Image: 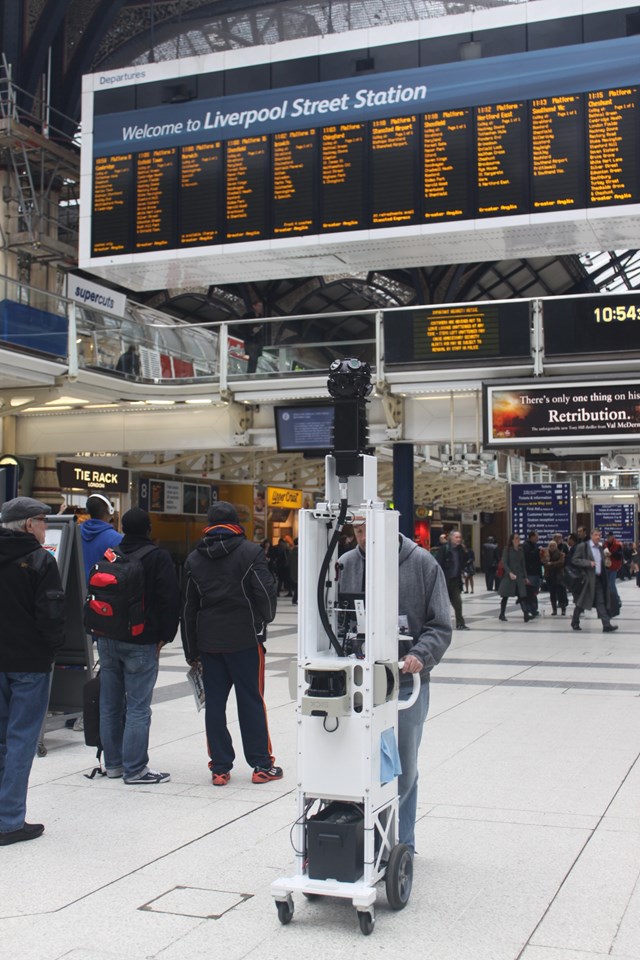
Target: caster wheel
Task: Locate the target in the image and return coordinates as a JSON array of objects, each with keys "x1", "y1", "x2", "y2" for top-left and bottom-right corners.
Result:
[
  {"x1": 37, "y1": 742, "x2": 47, "y2": 758},
  {"x1": 358, "y1": 910, "x2": 375, "y2": 935},
  {"x1": 385, "y1": 843, "x2": 413, "y2": 910},
  {"x1": 302, "y1": 892, "x2": 319, "y2": 901},
  {"x1": 276, "y1": 899, "x2": 294, "y2": 925}
]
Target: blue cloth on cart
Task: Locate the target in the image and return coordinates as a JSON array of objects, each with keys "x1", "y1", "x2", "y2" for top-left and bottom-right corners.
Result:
[{"x1": 380, "y1": 728, "x2": 402, "y2": 784}]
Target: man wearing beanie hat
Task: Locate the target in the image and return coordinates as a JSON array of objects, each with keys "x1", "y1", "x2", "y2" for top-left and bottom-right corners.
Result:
[
  {"x1": 95, "y1": 507, "x2": 180, "y2": 784},
  {"x1": 181, "y1": 501, "x2": 281, "y2": 786},
  {"x1": 0, "y1": 497, "x2": 66, "y2": 844}
]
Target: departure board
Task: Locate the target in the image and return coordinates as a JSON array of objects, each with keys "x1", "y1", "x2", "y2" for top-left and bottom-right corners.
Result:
[
  {"x1": 92, "y1": 154, "x2": 134, "y2": 254},
  {"x1": 384, "y1": 300, "x2": 531, "y2": 364},
  {"x1": 587, "y1": 87, "x2": 640, "y2": 206},
  {"x1": 371, "y1": 115, "x2": 419, "y2": 227},
  {"x1": 90, "y1": 67, "x2": 640, "y2": 258},
  {"x1": 225, "y1": 135, "x2": 269, "y2": 241},
  {"x1": 476, "y1": 102, "x2": 528, "y2": 216},
  {"x1": 423, "y1": 109, "x2": 473, "y2": 221},
  {"x1": 531, "y1": 95, "x2": 585, "y2": 210},
  {"x1": 272, "y1": 128, "x2": 317, "y2": 236},
  {"x1": 321, "y1": 123, "x2": 367, "y2": 231},
  {"x1": 135, "y1": 148, "x2": 177, "y2": 250},
  {"x1": 179, "y1": 142, "x2": 223, "y2": 246}
]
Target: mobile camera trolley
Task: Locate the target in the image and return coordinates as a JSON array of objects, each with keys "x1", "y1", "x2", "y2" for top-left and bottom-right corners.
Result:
[{"x1": 271, "y1": 360, "x2": 418, "y2": 935}]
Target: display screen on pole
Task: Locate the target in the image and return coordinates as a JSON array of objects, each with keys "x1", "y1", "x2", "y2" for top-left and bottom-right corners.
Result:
[{"x1": 593, "y1": 503, "x2": 635, "y2": 542}]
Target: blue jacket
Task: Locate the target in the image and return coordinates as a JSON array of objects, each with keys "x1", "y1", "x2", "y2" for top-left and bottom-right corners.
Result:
[{"x1": 80, "y1": 518, "x2": 123, "y2": 583}]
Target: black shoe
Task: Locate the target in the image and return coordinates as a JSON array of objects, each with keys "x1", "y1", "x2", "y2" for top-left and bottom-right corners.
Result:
[
  {"x1": 561, "y1": 608, "x2": 567, "y2": 616},
  {"x1": 603, "y1": 624, "x2": 619, "y2": 633},
  {"x1": 498, "y1": 614, "x2": 507, "y2": 622},
  {"x1": 0, "y1": 822, "x2": 44, "y2": 845},
  {"x1": 524, "y1": 614, "x2": 532, "y2": 623},
  {"x1": 551, "y1": 610, "x2": 557, "y2": 616},
  {"x1": 456, "y1": 624, "x2": 470, "y2": 630},
  {"x1": 571, "y1": 622, "x2": 582, "y2": 631}
]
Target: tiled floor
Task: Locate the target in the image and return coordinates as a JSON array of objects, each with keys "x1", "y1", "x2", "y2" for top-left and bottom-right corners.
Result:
[{"x1": 4, "y1": 579, "x2": 640, "y2": 959}]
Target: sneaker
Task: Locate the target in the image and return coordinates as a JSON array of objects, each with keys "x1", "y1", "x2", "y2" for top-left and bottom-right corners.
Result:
[
  {"x1": 252, "y1": 765, "x2": 283, "y2": 784},
  {"x1": 211, "y1": 771, "x2": 231, "y2": 786},
  {"x1": 124, "y1": 768, "x2": 170, "y2": 784}
]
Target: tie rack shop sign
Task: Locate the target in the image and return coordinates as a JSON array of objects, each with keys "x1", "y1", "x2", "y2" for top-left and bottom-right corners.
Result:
[
  {"x1": 484, "y1": 379, "x2": 640, "y2": 447},
  {"x1": 58, "y1": 460, "x2": 129, "y2": 493},
  {"x1": 267, "y1": 487, "x2": 303, "y2": 509}
]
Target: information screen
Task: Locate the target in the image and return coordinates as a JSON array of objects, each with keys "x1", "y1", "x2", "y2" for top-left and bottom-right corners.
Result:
[
  {"x1": 225, "y1": 135, "x2": 269, "y2": 241},
  {"x1": 423, "y1": 108, "x2": 473, "y2": 221},
  {"x1": 543, "y1": 294, "x2": 640, "y2": 356},
  {"x1": 179, "y1": 141, "x2": 223, "y2": 246},
  {"x1": 134, "y1": 148, "x2": 177, "y2": 250},
  {"x1": 587, "y1": 87, "x2": 640, "y2": 206},
  {"x1": 274, "y1": 404, "x2": 335, "y2": 452},
  {"x1": 321, "y1": 123, "x2": 367, "y2": 231},
  {"x1": 593, "y1": 503, "x2": 635, "y2": 542},
  {"x1": 476, "y1": 101, "x2": 529, "y2": 217},
  {"x1": 531, "y1": 95, "x2": 586, "y2": 211},
  {"x1": 371, "y1": 115, "x2": 420, "y2": 227},
  {"x1": 510, "y1": 483, "x2": 572, "y2": 541},
  {"x1": 91, "y1": 153, "x2": 134, "y2": 254},
  {"x1": 272, "y1": 128, "x2": 317, "y2": 236},
  {"x1": 385, "y1": 300, "x2": 531, "y2": 364}
]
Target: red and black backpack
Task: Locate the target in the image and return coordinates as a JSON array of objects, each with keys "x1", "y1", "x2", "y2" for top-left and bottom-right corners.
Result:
[{"x1": 84, "y1": 544, "x2": 156, "y2": 642}]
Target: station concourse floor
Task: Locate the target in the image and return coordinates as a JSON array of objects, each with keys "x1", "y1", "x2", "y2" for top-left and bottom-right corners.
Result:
[{"x1": 4, "y1": 578, "x2": 640, "y2": 960}]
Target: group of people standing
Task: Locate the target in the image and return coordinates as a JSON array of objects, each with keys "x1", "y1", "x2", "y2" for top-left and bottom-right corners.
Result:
[{"x1": 495, "y1": 527, "x2": 622, "y2": 632}]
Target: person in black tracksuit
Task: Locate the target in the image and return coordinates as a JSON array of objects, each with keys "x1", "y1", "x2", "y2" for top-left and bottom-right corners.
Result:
[{"x1": 181, "y1": 501, "x2": 281, "y2": 786}]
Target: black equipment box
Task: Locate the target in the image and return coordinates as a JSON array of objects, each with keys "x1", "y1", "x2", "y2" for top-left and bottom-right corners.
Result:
[{"x1": 307, "y1": 802, "x2": 364, "y2": 882}]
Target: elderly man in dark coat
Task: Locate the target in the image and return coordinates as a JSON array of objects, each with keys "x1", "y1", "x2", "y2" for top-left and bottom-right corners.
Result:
[{"x1": 570, "y1": 529, "x2": 617, "y2": 632}]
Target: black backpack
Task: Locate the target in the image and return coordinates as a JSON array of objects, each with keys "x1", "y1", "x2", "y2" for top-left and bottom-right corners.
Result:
[{"x1": 84, "y1": 544, "x2": 156, "y2": 642}]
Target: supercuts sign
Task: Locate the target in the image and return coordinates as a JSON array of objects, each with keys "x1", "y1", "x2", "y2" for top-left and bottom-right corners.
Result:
[{"x1": 58, "y1": 460, "x2": 129, "y2": 492}]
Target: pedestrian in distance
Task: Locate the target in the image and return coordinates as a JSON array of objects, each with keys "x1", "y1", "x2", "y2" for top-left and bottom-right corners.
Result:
[
  {"x1": 436, "y1": 530, "x2": 469, "y2": 630},
  {"x1": 498, "y1": 533, "x2": 531, "y2": 622}
]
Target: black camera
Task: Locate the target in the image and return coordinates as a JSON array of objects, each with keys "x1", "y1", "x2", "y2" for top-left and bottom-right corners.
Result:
[{"x1": 327, "y1": 359, "x2": 372, "y2": 479}]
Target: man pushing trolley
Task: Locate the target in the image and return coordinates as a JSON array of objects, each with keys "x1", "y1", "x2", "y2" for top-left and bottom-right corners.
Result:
[{"x1": 271, "y1": 360, "x2": 451, "y2": 935}]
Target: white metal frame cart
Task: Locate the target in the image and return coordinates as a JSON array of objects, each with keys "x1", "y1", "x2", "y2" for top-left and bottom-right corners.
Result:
[{"x1": 271, "y1": 450, "x2": 418, "y2": 935}]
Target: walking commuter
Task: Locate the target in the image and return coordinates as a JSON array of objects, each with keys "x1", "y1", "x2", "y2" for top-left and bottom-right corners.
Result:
[
  {"x1": 603, "y1": 531, "x2": 623, "y2": 612},
  {"x1": 571, "y1": 529, "x2": 618, "y2": 633},
  {"x1": 463, "y1": 544, "x2": 475, "y2": 594},
  {"x1": 80, "y1": 493, "x2": 122, "y2": 584},
  {"x1": 0, "y1": 498, "x2": 65, "y2": 845},
  {"x1": 481, "y1": 536, "x2": 499, "y2": 591},
  {"x1": 96, "y1": 508, "x2": 180, "y2": 784},
  {"x1": 181, "y1": 501, "x2": 282, "y2": 786},
  {"x1": 498, "y1": 533, "x2": 531, "y2": 622},
  {"x1": 544, "y1": 540, "x2": 568, "y2": 615},
  {"x1": 289, "y1": 537, "x2": 299, "y2": 605},
  {"x1": 436, "y1": 530, "x2": 469, "y2": 630},
  {"x1": 522, "y1": 529, "x2": 542, "y2": 617},
  {"x1": 339, "y1": 521, "x2": 451, "y2": 854}
]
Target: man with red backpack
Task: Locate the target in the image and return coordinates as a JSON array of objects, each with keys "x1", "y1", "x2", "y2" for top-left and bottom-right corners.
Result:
[{"x1": 89, "y1": 507, "x2": 180, "y2": 784}]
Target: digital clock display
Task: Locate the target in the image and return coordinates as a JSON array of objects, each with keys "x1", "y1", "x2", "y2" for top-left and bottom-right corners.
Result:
[{"x1": 544, "y1": 294, "x2": 640, "y2": 356}]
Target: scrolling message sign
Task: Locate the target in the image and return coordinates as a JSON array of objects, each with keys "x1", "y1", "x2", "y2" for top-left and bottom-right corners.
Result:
[{"x1": 484, "y1": 379, "x2": 640, "y2": 447}]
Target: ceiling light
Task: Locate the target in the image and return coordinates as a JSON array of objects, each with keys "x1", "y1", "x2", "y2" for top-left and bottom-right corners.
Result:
[
  {"x1": 26, "y1": 405, "x2": 73, "y2": 412},
  {"x1": 10, "y1": 396, "x2": 34, "y2": 407},
  {"x1": 46, "y1": 396, "x2": 89, "y2": 406},
  {"x1": 184, "y1": 398, "x2": 213, "y2": 405},
  {"x1": 144, "y1": 399, "x2": 175, "y2": 405},
  {"x1": 84, "y1": 403, "x2": 120, "y2": 409}
]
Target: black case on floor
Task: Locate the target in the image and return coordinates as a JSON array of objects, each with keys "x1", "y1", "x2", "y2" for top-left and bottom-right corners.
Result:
[{"x1": 307, "y1": 802, "x2": 364, "y2": 882}]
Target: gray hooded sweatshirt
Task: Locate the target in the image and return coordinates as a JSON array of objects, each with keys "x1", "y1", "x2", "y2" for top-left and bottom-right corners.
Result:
[{"x1": 339, "y1": 533, "x2": 452, "y2": 687}]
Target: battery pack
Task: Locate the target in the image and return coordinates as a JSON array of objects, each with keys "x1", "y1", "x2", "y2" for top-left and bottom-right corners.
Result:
[{"x1": 306, "y1": 802, "x2": 364, "y2": 882}]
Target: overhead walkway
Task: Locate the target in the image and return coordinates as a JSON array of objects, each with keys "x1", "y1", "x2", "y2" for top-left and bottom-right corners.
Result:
[{"x1": 2, "y1": 578, "x2": 639, "y2": 960}]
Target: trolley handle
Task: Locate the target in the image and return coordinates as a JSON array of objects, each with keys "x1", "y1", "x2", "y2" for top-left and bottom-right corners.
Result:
[{"x1": 397, "y1": 662, "x2": 421, "y2": 710}]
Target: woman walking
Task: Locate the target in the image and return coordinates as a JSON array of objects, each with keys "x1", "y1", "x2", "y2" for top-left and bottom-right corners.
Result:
[{"x1": 498, "y1": 533, "x2": 531, "y2": 622}]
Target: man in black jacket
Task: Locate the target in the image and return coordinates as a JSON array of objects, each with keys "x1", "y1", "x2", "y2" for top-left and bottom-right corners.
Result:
[
  {"x1": 436, "y1": 530, "x2": 469, "y2": 630},
  {"x1": 0, "y1": 497, "x2": 65, "y2": 845},
  {"x1": 96, "y1": 508, "x2": 180, "y2": 785},
  {"x1": 181, "y1": 501, "x2": 280, "y2": 786},
  {"x1": 522, "y1": 529, "x2": 542, "y2": 617}
]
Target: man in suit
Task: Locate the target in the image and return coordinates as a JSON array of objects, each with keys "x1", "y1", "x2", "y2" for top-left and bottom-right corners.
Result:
[{"x1": 570, "y1": 529, "x2": 618, "y2": 633}]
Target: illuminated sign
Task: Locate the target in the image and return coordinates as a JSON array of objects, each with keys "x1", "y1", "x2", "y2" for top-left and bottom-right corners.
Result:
[
  {"x1": 593, "y1": 503, "x2": 635, "y2": 542},
  {"x1": 58, "y1": 460, "x2": 129, "y2": 492},
  {"x1": 544, "y1": 293, "x2": 640, "y2": 357},
  {"x1": 484, "y1": 379, "x2": 640, "y2": 447},
  {"x1": 510, "y1": 483, "x2": 571, "y2": 541},
  {"x1": 267, "y1": 487, "x2": 303, "y2": 509}
]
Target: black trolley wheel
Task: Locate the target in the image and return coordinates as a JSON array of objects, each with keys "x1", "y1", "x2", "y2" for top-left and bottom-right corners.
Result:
[
  {"x1": 276, "y1": 899, "x2": 294, "y2": 925},
  {"x1": 358, "y1": 910, "x2": 375, "y2": 935},
  {"x1": 385, "y1": 843, "x2": 413, "y2": 910}
]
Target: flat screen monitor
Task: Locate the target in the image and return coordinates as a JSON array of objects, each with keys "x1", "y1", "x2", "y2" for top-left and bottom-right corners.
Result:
[{"x1": 274, "y1": 403, "x2": 335, "y2": 453}]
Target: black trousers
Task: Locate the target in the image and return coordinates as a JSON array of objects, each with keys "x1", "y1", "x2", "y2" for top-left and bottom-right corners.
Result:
[
  {"x1": 201, "y1": 645, "x2": 274, "y2": 774},
  {"x1": 447, "y1": 578, "x2": 465, "y2": 626}
]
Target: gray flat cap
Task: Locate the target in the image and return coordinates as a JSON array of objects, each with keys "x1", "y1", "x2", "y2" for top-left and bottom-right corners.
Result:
[{"x1": 1, "y1": 497, "x2": 51, "y2": 523}]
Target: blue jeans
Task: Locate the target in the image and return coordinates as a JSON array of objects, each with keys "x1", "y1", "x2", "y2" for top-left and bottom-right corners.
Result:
[
  {"x1": 397, "y1": 681, "x2": 430, "y2": 854},
  {"x1": 606, "y1": 568, "x2": 620, "y2": 604},
  {"x1": 97, "y1": 639, "x2": 158, "y2": 779},
  {"x1": 0, "y1": 671, "x2": 51, "y2": 832}
]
